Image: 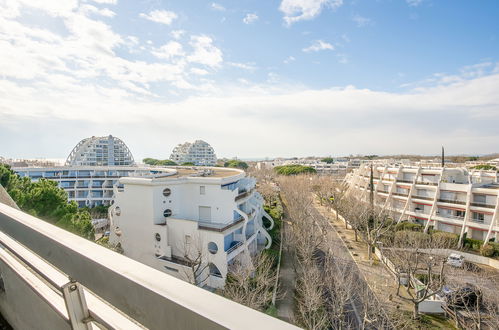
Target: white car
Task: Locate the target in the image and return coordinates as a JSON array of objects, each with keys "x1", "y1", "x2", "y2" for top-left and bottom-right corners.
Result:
[{"x1": 447, "y1": 253, "x2": 464, "y2": 267}]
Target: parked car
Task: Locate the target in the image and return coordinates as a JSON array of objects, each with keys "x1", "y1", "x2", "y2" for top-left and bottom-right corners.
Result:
[{"x1": 447, "y1": 253, "x2": 464, "y2": 267}]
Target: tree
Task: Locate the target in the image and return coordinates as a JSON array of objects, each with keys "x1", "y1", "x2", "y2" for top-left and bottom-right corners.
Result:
[
  {"x1": 181, "y1": 162, "x2": 195, "y2": 166},
  {"x1": 224, "y1": 160, "x2": 249, "y2": 169},
  {"x1": 142, "y1": 158, "x2": 177, "y2": 166},
  {"x1": 274, "y1": 165, "x2": 316, "y2": 176},
  {"x1": 223, "y1": 254, "x2": 276, "y2": 311},
  {"x1": 321, "y1": 157, "x2": 334, "y2": 164},
  {"x1": 384, "y1": 233, "x2": 450, "y2": 319},
  {"x1": 0, "y1": 164, "x2": 95, "y2": 240}
]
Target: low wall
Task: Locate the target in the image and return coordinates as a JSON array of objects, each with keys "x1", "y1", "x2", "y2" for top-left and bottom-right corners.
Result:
[{"x1": 420, "y1": 249, "x2": 499, "y2": 270}]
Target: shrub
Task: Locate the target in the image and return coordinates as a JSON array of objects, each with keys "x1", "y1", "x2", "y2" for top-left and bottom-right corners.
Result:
[
  {"x1": 431, "y1": 231, "x2": 459, "y2": 248},
  {"x1": 480, "y1": 243, "x2": 495, "y2": 258},
  {"x1": 394, "y1": 230, "x2": 430, "y2": 248},
  {"x1": 464, "y1": 238, "x2": 483, "y2": 251},
  {"x1": 394, "y1": 222, "x2": 423, "y2": 232},
  {"x1": 224, "y1": 160, "x2": 249, "y2": 169}
]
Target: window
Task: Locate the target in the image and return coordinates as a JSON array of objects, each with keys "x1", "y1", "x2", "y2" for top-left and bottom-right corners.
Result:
[
  {"x1": 200, "y1": 186, "x2": 206, "y2": 195},
  {"x1": 199, "y1": 206, "x2": 211, "y2": 221},
  {"x1": 162, "y1": 188, "x2": 171, "y2": 197},
  {"x1": 208, "y1": 242, "x2": 218, "y2": 254},
  {"x1": 473, "y1": 212, "x2": 485, "y2": 223}
]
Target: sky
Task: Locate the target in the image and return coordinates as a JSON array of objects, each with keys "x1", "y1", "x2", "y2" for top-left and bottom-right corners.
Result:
[{"x1": 1, "y1": 0, "x2": 498, "y2": 160}]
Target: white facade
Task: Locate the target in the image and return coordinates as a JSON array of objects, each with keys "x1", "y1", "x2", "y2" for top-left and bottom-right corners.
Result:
[
  {"x1": 13, "y1": 166, "x2": 171, "y2": 207},
  {"x1": 346, "y1": 164, "x2": 499, "y2": 244},
  {"x1": 169, "y1": 140, "x2": 217, "y2": 166},
  {"x1": 65, "y1": 135, "x2": 134, "y2": 166},
  {"x1": 109, "y1": 167, "x2": 274, "y2": 289}
]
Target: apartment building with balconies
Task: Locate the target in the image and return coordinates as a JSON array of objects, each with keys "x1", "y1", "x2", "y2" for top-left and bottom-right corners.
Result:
[
  {"x1": 346, "y1": 164, "x2": 499, "y2": 244},
  {"x1": 108, "y1": 167, "x2": 273, "y2": 289},
  {"x1": 169, "y1": 140, "x2": 217, "y2": 166}
]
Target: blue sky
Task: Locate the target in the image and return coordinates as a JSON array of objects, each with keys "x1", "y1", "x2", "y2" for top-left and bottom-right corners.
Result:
[{"x1": 1, "y1": 0, "x2": 498, "y2": 160}]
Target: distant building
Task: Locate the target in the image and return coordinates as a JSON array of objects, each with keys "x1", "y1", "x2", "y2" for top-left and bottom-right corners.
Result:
[
  {"x1": 346, "y1": 164, "x2": 499, "y2": 244},
  {"x1": 170, "y1": 140, "x2": 217, "y2": 166},
  {"x1": 65, "y1": 135, "x2": 135, "y2": 166},
  {"x1": 109, "y1": 167, "x2": 273, "y2": 289},
  {"x1": 13, "y1": 135, "x2": 146, "y2": 207}
]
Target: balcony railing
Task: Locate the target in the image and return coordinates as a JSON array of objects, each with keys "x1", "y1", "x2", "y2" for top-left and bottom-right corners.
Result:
[
  {"x1": 397, "y1": 179, "x2": 413, "y2": 183},
  {"x1": 415, "y1": 181, "x2": 438, "y2": 186},
  {"x1": 412, "y1": 195, "x2": 434, "y2": 201},
  {"x1": 437, "y1": 198, "x2": 466, "y2": 205},
  {"x1": 471, "y1": 218, "x2": 485, "y2": 224},
  {"x1": 392, "y1": 192, "x2": 409, "y2": 197},
  {"x1": 198, "y1": 217, "x2": 245, "y2": 232},
  {"x1": 226, "y1": 241, "x2": 243, "y2": 254},
  {"x1": 436, "y1": 213, "x2": 465, "y2": 221},
  {"x1": 470, "y1": 202, "x2": 496, "y2": 209},
  {"x1": 0, "y1": 204, "x2": 292, "y2": 330}
]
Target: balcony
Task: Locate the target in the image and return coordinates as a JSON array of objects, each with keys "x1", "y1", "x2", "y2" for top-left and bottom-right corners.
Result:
[
  {"x1": 412, "y1": 195, "x2": 434, "y2": 201},
  {"x1": 235, "y1": 189, "x2": 253, "y2": 202},
  {"x1": 437, "y1": 198, "x2": 466, "y2": 205},
  {"x1": 198, "y1": 217, "x2": 244, "y2": 232},
  {"x1": 392, "y1": 192, "x2": 409, "y2": 197},
  {"x1": 470, "y1": 217, "x2": 485, "y2": 224},
  {"x1": 0, "y1": 204, "x2": 292, "y2": 330},
  {"x1": 415, "y1": 181, "x2": 438, "y2": 186},
  {"x1": 397, "y1": 179, "x2": 413, "y2": 184},
  {"x1": 470, "y1": 202, "x2": 496, "y2": 209},
  {"x1": 436, "y1": 212, "x2": 465, "y2": 221},
  {"x1": 226, "y1": 241, "x2": 243, "y2": 255}
]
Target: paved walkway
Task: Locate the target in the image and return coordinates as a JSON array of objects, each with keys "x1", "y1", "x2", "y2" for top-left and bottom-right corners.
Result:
[
  {"x1": 275, "y1": 216, "x2": 296, "y2": 323},
  {"x1": 313, "y1": 201, "x2": 413, "y2": 315}
]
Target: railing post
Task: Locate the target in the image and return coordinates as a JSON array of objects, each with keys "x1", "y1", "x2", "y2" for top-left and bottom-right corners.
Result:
[{"x1": 62, "y1": 279, "x2": 92, "y2": 330}]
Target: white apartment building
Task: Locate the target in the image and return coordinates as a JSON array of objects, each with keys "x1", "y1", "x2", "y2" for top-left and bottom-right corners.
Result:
[
  {"x1": 169, "y1": 140, "x2": 217, "y2": 166},
  {"x1": 14, "y1": 166, "x2": 169, "y2": 207},
  {"x1": 108, "y1": 167, "x2": 274, "y2": 289},
  {"x1": 346, "y1": 164, "x2": 499, "y2": 244},
  {"x1": 13, "y1": 135, "x2": 149, "y2": 207},
  {"x1": 66, "y1": 135, "x2": 135, "y2": 166},
  {"x1": 257, "y1": 158, "x2": 361, "y2": 176}
]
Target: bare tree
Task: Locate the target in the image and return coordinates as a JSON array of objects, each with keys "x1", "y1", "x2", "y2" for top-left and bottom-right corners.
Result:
[
  {"x1": 222, "y1": 253, "x2": 277, "y2": 311},
  {"x1": 178, "y1": 234, "x2": 210, "y2": 286},
  {"x1": 385, "y1": 233, "x2": 448, "y2": 319}
]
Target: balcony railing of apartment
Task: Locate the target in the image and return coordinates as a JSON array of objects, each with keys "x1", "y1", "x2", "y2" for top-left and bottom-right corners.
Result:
[
  {"x1": 236, "y1": 189, "x2": 253, "y2": 201},
  {"x1": 435, "y1": 212, "x2": 465, "y2": 221},
  {"x1": 225, "y1": 241, "x2": 243, "y2": 255},
  {"x1": 415, "y1": 181, "x2": 438, "y2": 186},
  {"x1": 414, "y1": 209, "x2": 426, "y2": 214},
  {"x1": 392, "y1": 192, "x2": 409, "y2": 197},
  {"x1": 0, "y1": 204, "x2": 293, "y2": 330},
  {"x1": 198, "y1": 217, "x2": 245, "y2": 232},
  {"x1": 412, "y1": 195, "x2": 434, "y2": 201},
  {"x1": 470, "y1": 217, "x2": 485, "y2": 224},
  {"x1": 470, "y1": 202, "x2": 496, "y2": 209},
  {"x1": 397, "y1": 179, "x2": 414, "y2": 184},
  {"x1": 437, "y1": 198, "x2": 466, "y2": 205}
]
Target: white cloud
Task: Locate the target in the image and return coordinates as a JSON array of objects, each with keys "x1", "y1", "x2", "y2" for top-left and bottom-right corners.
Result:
[
  {"x1": 80, "y1": 5, "x2": 116, "y2": 17},
  {"x1": 170, "y1": 29, "x2": 185, "y2": 40},
  {"x1": 352, "y1": 14, "x2": 372, "y2": 27},
  {"x1": 152, "y1": 41, "x2": 184, "y2": 59},
  {"x1": 302, "y1": 40, "x2": 334, "y2": 53},
  {"x1": 407, "y1": 0, "x2": 423, "y2": 7},
  {"x1": 227, "y1": 62, "x2": 257, "y2": 70},
  {"x1": 243, "y1": 13, "x2": 258, "y2": 24},
  {"x1": 187, "y1": 35, "x2": 223, "y2": 68},
  {"x1": 284, "y1": 56, "x2": 296, "y2": 64},
  {"x1": 211, "y1": 3, "x2": 226, "y2": 11},
  {"x1": 87, "y1": 0, "x2": 118, "y2": 4},
  {"x1": 190, "y1": 68, "x2": 209, "y2": 75},
  {"x1": 139, "y1": 10, "x2": 177, "y2": 25},
  {"x1": 279, "y1": 0, "x2": 343, "y2": 26}
]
